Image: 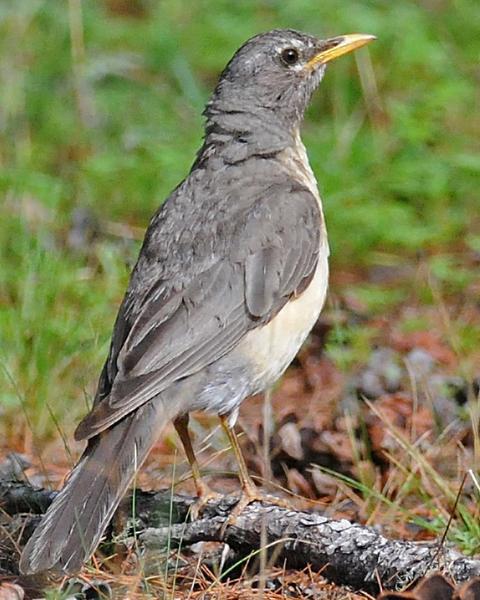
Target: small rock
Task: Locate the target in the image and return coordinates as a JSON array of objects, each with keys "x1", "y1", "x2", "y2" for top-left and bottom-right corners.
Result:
[
  {"x1": 405, "y1": 348, "x2": 436, "y2": 380},
  {"x1": 354, "y1": 348, "x2": 403, "y2": 400},
  {"x1": 0, "y1": 454, "x2": 30, "y2": 480}
]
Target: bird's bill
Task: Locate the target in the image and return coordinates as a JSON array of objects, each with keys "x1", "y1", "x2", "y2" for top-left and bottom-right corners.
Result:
[{"x1": 306, "y1": 33, "x2": 376, "y2": 69}]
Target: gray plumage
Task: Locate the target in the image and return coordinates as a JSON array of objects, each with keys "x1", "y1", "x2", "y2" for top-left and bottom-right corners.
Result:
[{"x1": 20, "y1": 28, "x2": 371, "y2": 575}]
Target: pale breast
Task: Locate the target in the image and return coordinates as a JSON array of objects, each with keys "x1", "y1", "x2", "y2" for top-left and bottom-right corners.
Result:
[
  {"x1": 240, "y1": 130, "x2": 329, "y2": 391},
  {"x1": 283, "y1": 129, "x2": 320, "y2": 199},
  {"x1": 239, "y1": 238, "x2": 328, "y2": 393}
]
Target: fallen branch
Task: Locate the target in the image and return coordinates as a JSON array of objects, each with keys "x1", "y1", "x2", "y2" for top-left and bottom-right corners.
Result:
[{"x1": 2, "y1": 480, "x2": 480, "y2": 594}]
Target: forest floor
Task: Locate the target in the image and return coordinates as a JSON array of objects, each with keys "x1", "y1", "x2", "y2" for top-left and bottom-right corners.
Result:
[{"x1": 3, "y1": 256, "x2": 480, "y2": 599}]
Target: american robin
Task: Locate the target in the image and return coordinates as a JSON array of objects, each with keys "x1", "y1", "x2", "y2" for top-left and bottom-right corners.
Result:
[{"x1": 20, "y1": 29, "x2": 375, "y2": 574}]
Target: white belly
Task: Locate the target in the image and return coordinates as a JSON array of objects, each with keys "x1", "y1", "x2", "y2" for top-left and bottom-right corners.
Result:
[{"x1": 241, "y1": 236, "x2": 329, "y2": 391}]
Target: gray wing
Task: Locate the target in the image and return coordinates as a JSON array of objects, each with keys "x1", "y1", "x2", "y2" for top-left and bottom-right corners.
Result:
[{"x1": 75, "y1": 182, "x2": 322, "y2": 440}]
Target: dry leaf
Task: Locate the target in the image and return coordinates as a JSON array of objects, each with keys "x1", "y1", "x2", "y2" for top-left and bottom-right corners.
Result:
[
  {"x1": 0, "y1": 583, "x2": 25, "y2": 600},
  {"x1": 278, "y1": 421, "x2": 304, "y2": 460}
]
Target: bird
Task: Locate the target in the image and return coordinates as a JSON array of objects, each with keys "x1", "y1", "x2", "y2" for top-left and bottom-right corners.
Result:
[{"x1": 20, "y1": 28, "x2": 375, "y2": 575}]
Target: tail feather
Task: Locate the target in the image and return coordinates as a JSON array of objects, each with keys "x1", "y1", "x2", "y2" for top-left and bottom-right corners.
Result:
[{"x1": 20, "y1": 397, "x2": 176, "y2": 574}]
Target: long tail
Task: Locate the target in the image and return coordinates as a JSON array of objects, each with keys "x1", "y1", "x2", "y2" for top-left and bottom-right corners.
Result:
[{"x1": 20, "y1": 397, "x2": 178, "y2": 575}]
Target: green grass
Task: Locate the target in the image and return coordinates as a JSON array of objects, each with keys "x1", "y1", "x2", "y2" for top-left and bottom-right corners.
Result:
[
  {"x1": 314, "y1": 402, "x2": 480, "y2": 557},
  {"x1": 1, "y1": 0, "x2": 479, "y2": 436}
]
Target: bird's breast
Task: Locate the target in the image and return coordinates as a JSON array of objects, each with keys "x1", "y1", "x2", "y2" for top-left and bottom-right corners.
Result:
[
  {"x1": 240, "y1": 236, "x2": 329, "y2": 393},
  {"x1": 282, "y1": 130, "x2": 322, "y2": 205},
  {"x1": 239, "y1": 132, "x2": 329, "y2": 391}
]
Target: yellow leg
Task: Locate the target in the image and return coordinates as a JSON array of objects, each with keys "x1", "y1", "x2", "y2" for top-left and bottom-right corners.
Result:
[
  {"x1": 174, "y1": 414, "x2": 221, "y2": 517},
  {"x1": 219, "y1": 415, "x2": 290, "y2": 534},
  {"x1": 219, "y1": 415, "x2": 257, "y2": 495}
]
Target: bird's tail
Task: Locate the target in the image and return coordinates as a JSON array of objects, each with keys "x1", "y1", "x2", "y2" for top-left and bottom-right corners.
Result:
[{"x1": 20, "y1": 397, "x2": 177, "y2": 575}]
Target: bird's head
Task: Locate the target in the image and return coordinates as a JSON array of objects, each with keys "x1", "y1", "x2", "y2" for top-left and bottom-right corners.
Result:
[{"x1": 205, "y1": 29, "x2": 375, "y2": 132}]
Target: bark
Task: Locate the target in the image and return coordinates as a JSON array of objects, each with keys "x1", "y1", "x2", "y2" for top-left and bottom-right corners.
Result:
[{"x1": 2, "y1": 480, "x2": 480, "y2": 594}]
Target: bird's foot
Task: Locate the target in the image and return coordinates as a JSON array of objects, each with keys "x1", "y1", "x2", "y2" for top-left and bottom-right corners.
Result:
[
  {"x1": 220, "y1": 483, "x2": 291, "y2": 537},
  {"x1": 190, "y1": 482, "x2": 224, "y2": 521}
]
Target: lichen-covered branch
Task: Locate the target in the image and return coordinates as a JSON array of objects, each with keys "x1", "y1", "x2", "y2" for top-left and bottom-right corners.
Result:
[
  {"x1": 2, "y1": 480, "x2": 480, "y2": 594},
  {"x1": 138, "y1": 492, "x2": 480, "y2": 594}
]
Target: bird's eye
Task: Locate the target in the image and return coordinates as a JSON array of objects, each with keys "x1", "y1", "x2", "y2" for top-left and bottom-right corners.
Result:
[{"x1": 280, "y1": 47, "x2": 300, "y2": 66}]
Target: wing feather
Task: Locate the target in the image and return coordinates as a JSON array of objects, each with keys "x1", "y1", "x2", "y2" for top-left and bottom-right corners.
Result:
[{"x1": 75, "y1": 183, "x2": 322, "y2": 440}]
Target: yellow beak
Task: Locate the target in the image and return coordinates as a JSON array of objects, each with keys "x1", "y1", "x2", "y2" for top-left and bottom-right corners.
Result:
[{"x1": 306, "y1": 33, "x2": 376, "y2": 69}]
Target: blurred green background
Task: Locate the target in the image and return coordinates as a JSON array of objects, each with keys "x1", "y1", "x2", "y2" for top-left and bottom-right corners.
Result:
[{"x1": 1, "y1": 0, "x2": 479, "y2": 440}]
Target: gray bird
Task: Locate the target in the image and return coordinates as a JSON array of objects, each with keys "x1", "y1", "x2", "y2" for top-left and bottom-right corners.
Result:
[{"x1": 20, "y1": 29, "x2": 375, "y2": 574}]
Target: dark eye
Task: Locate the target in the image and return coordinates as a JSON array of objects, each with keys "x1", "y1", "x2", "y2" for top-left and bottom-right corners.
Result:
[{"x1": 280, "y1": 47, "x2": 299, "y2": 66}]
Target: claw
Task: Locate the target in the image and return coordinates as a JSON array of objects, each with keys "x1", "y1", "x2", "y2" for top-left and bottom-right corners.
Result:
[
  {"x1": 220, "y1": 487, "x2": 291, "y2": 536},
  {"x1": 190, "y1": 484, "x2": 224, "y2": 520}
]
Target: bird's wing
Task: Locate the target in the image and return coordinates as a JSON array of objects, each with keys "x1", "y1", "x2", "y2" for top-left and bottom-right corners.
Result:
[{"x1": 75, "y1": 182, "x2": 322, "y2": 440}]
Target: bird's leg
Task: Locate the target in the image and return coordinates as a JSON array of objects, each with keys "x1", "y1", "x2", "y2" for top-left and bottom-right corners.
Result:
[
  {"x1": 219, "y1": 414, "x2": 258, "y2": 496},
  {"x1": 219, "y1": 414, "x2": 290, "y2": 534},
  {"x1": 173, "y1": 414, "x2": 221, "y2": 519}
]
